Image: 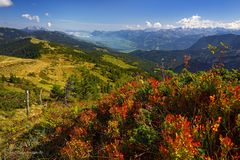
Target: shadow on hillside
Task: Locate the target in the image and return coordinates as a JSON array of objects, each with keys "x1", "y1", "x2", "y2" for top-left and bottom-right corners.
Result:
[
  {"x1": 6, "y1": 121, "x2": 71, "y2": 160},
  {"x1": 27, "y1": 124, "x2": 73, "y2": 160}
]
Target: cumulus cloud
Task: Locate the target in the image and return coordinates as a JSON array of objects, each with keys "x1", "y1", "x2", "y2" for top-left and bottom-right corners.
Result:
[
  {"x1": 177, "y1": 15, "x2": 240, "y2": 29},
  {"x1": 47, "y1": 22, "x2": 52, "y2": 28},
  {"x1": 22, "y1": 14, "x2": 40, "y2": 23},
  {"x1": 146, "y1": 21, "x2": 153, "y2": 28},
  {"x1": 0, "y1": 0, "x2": 13, "y2": 7},
  {"x1": 126, "y1": 15, "x2": 240, "y2": 30},
  {"x1": 177, "y1": 15, "x2": 214, "y2": 28},
  {"x1": 153, "y1": 22, "x2": 162, "y2": 28},
  {"x1": 45, "y1": 13, "x2": 49, "y2": 16}
]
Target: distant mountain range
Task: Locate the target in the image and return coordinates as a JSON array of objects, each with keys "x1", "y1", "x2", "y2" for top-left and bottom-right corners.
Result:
[
  {"x1": 131, "y1": 34, "x2": 240, "y2": 71},
  {"x1": 66, "y1": 28, "x2": 240, "y2": 52},
  {"x1": 0, "y1": 27, "x2": 104, "y2": 51}
]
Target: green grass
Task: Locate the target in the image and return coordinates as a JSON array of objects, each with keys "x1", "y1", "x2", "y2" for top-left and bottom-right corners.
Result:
[
  {"x1": 0, "y1": 37, "x2": 148, "y2": 159},
  {"x1": 0, "y1": 105, "x2": 43, "y2": 157},
  {"x1": 102, "y1": 54, "x2": 136, "y2": 69},
  {"x1": 0, "y1": 54, "x2": 80, "y2": 91},
  {"x1": 30, "y1": 37, "x2": 55, "y2": 50}
]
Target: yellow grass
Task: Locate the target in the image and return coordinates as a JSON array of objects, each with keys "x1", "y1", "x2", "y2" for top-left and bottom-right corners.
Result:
[
  {"x1": 102, "y1": 54, "x2": 136, "y2": 69},
  {"x1": 0, "y1": 53, "x2": 108, "y2": 91},
  {"x1": 30, "y1": 37, "x2": 55, "y2": 50},
  {"x1": 0, "y1": 105, "x2": 43, "y2": 156}
]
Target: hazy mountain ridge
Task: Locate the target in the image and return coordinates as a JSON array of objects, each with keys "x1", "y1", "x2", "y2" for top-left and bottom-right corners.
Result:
[
  {"x1": 67, "y1": 28, "x2": 240, "y2": 51},
  {"x1": 0, "y1": 27, "x2": 104, "y2": 51}
]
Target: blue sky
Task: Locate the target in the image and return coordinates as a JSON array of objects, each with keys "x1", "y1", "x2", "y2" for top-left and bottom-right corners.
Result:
[{"x1": 0, "y1": 0, "x2": 240, "y2": 31}]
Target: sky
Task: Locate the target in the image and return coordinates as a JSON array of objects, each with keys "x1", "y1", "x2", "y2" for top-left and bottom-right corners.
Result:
[{"x1": 0, "y1": 0, "x2": 240, "y2": 31}]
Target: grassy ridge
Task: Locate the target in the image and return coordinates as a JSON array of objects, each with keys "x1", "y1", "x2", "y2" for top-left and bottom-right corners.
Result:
[{"x1": 0, "y1": 37, "x2": 150, "y2": 158}]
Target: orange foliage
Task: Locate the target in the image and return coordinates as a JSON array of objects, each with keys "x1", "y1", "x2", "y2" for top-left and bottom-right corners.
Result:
[
  {"x1": 102, "y1": 140, "x2": 124, "y2": 160},
  {"x1": 161, "y1": 114, "x2": 201, "y2": 159},
  {"x1": 61, "y1": 138, "x2": 92, "y2": 159},
  {"x1": 220, "y1": 135, "x2": 234, "y2": 158}
]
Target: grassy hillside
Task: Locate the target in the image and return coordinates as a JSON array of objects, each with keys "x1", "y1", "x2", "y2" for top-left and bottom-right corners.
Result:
[
  {"x1": 0, "y1": 37, "x2": 144, "y2": 85},
  {"x1": 0, "y1": 36, "x2": 152, "y2": 158},
  {"x1": 102, "y1": 54, "x2": 137, "y2": 69},
  {"x1": 0, "y1": 39, "x2": 148, "y2": 109}
]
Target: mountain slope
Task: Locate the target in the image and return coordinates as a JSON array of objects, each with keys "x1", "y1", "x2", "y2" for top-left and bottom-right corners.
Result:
[
  {"x1": 0, "y1": 27, "x2": 156, "y2": 72},
  {"x1": 130, "y1": 34, "x2": 240, "y2": 71},
  {"x1": 0, "y1": 37, "x2": 46, "y2": 58},
  {"x1": 0, "y1": 27, "x2": 104, "y2": 52},
  {"x1": 0, "y1": 27, "x2": 28, "y2": 43},
  {"x1": 31, "y1": 30, "x2": 103, "y2": 51},
  {"x1": 0, "y1": 36, "x2": 150, "y2": 90},
  {"x1": 190, "y1": 34, "x2": 240, "y2": 50}
]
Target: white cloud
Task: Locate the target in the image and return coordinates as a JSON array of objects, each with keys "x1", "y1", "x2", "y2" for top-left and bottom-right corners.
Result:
[
  {"x1": 0, "y1": 0, "x2": 13, "y2": 7},
  {"x1": 126, "y1": 16, "x2": 240, "y2": 30},
  {"x1": 47, "y1": 22, "x2": 52, "y2": 28},
  {"x1": 45, "y1": 13, "x2": 49, "y2": 16},
  {"x1": 153, "y1": 22, "x2": 162, "y2": 28},
  {"x1": 22, "y1": 14, "x2": 40, "y2": 23},
  {"x1": 177, "y1": 15, "x2": 240, "y2": 29},
  {"x1": 146, "y1": 21, "x2": 153, "y2": 28},
  {"x1": 145, "y1": 21, "x2": 163, "y2": 29},
  {"x1": 223, "y1": 20, "x2": 240, "y2": 29},
  {"x1": 177, "y1": 15, "x2": 214, "y2": 28},
  {"x1": 55, "y1": 15, "x2": 240, "y2": 31},
  {"x1": 165, "y1": 24, "x2": 176, "y2": 29},
  {"x1": 126, "y1": 22, "x2": 172, "y2": 30}
]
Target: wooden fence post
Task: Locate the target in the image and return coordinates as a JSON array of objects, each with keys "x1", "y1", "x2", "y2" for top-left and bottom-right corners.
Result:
[
  {"x1": 25, "y1": 90, "x2": 30, "y2": 117},
  {"x1": 39, "y1": 88, "x2": 43, "y2": 105}
]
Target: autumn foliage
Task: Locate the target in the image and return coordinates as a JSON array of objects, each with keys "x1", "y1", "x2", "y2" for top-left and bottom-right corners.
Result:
[{"x1": 57, "y1": 68, "x2": 240, "y2": 159}]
